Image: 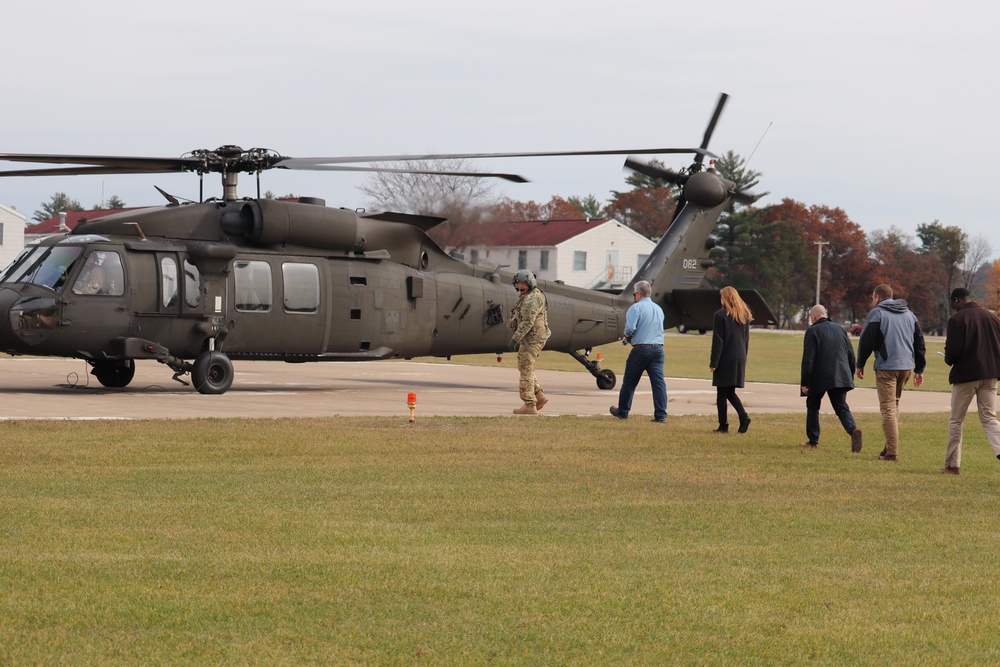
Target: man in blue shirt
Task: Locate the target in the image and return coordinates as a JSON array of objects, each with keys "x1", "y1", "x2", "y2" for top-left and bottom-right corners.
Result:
[{"x1": 610, "y1": 280, "x2": 667, "y2": 422}]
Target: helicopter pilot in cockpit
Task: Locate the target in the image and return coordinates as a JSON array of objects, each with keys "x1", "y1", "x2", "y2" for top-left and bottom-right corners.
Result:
[{"x1": 72, "y1": 252, "x2": 111, "y2": 295}]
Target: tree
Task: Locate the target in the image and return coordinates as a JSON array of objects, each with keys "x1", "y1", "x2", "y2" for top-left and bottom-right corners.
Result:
[
  {"x1": 783, "y1": 202, "x2": 872, "y2": 323},
  {"x1": 359, "y1": 158, "x2": 502, "y2": 252},
  {"x1": 567, "y1": 194, "x2": 602, "y2": 218},
  {"x1": 982, "y1": 260, "x2": 1000, "y2": 313},
  {"x1": 733, "y1": 212, "x2": 814, "y2": 328},
  {"x1": 960, "y1": 233, "x2": 992, "y2": 296},
  {"x1": 490, "y1": 196, "x2": 585, "y2": 223},
  {"x1": 603, "y1": 159, "x2": 679, "y2": 238},
  {"x1": 359, "y1": 158, "x2": 499, "y2": 216},
  {"x1": 713, "y1": 150, "x2": 765, "y2": 210},
  {"x1": 33, "y1": 192, "x2": 82, "y2": 222},
  {"x1": 916, "y1": 221, "x2": 968, "y2": 333},
  {"x1": 867, "y1": 227, "x2": 940, "y2": 331},
  {"x1": 92, "y1": 195, "x2": 127, "y2": 210},
  {"x1": 709, "y1": 152, "x2": 769, "y2": 287}
]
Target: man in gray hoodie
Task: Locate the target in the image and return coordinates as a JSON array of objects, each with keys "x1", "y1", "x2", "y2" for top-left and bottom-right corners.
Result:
[{"x1": 856, "y1": 284, "x2": 926, "y2": 462}]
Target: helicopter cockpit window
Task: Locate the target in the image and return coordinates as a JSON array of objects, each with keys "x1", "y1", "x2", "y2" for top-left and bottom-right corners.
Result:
[
  {"x1": 0, "y1": 243, "x2": 42, "y2": 283},
  {"x1": 183, "y1": 259, "x2": 201, "y2": 308},
  {"x1": 161, "y1": 257, "x2": 178, "y2": 308},
  {"x1": 13, "y1": 246, "x2": 85, "y2": 292},
  {"x1": 282, "y1": 263, "x2": 319, "y2": 314},
  {"x1": 71, "y1": 251, "x2": 124, "y2": 296},
  {"x1": 234, "y1": 260, "x2": 272, "y2": 312}
]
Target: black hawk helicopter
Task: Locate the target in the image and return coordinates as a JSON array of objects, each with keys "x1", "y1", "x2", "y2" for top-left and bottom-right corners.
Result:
[{"x1": 0, "y1": 93, "x2": 775, "y2": 394}]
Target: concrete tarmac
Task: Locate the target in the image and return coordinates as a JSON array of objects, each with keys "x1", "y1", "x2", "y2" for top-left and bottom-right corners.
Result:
[{"x1": 0, "y1": 356, "x2": 952, "y2": 420}]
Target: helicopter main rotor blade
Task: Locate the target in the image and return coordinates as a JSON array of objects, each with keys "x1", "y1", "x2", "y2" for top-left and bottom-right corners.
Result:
[
  {"x1": 282, "y1": 164, "x2": 529, "y2": 183},
  {"x1": 0, "y1": 164, "x2": 187, "y2": 177},
  {"x1": 695, "y1": 92, "x2": 729, "y2": 166},
  {"x1": 0, "y1": 152, "x2": 197, "y2": 173},
  {"x1": 276, "y1": 147, "x2": 716, "y2": 169}
]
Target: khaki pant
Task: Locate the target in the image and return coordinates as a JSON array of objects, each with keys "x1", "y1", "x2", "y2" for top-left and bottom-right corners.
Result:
[
  {"x1": 875, "y1": 369, "x2": 912, "y2": 456},
  {"x1": 946, "y1": 378, "x2": 1000, "y2": 468}
]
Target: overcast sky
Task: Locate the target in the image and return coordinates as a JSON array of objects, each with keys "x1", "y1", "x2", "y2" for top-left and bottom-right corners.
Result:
[{"x1": 3, "y1": 0, "x2": 997, "y2": 256}]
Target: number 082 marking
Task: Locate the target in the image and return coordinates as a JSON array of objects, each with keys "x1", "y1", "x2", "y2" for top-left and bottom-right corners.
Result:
[{"x1": 682, "y1": 259, "x2": 699, "y2": 270}]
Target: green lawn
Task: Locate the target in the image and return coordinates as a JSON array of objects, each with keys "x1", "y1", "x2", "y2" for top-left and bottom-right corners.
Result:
[
  {"x1": 429, "y1": 329, "x2": 952, "y2": 393},
  {"x1": 2, "y1": 412, "x2": 998, "y2": 665}
]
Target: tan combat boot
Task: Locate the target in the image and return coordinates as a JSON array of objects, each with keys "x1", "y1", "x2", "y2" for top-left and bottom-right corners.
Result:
[
  {"x1": 534, "y1": 392, "x2": 549, "y2": 410},
  {"x1": 512, "y1": 403, "x2": 538, "y2": 415}
]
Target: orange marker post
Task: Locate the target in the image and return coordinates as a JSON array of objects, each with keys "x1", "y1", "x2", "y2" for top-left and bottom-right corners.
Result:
[
  {"x1": 595, "y1": 353, "x2": 603, "y2": 368},
  {"x1": 407, "y1": 392, "x2": 417, "y2": 424}
]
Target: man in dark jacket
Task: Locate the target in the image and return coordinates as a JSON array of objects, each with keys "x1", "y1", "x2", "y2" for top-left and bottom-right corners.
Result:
[
  {"x1": 940, "y1": 288, "x2": 1000, "y2": 474},
  {"x1": 856, "y1": 284, "x2": 926, "y2": 462},
  {"x1": 800, "y1": 304, "x2": 862, "y2": 451}
]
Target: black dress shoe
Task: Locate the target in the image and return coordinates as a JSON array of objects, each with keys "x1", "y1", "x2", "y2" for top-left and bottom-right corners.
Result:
[
  {"x1": 650, "y1": 417, "x2": 666, "y2": 423},
  {"x1": 609, "y1": 406, "x2": 628, "y2": 420}
]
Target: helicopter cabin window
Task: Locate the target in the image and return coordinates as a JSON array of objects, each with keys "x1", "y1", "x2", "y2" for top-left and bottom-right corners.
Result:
[
  {"x1": 234, "y1": 260, "x2": 272, "y2": 312},
  {"x1": 72, "y1": 251, "x2": 124, "y2": 296},
  {"x1": 160, "y1": 257, "x2": 179, "y2": 307},
  {"x1": 282, "y1": 262, "x2": 319, "y2": 314},
  {"x1": 573, "y1": 251, "x2": 587, "y2": 272},
  {"x1": 518, "y1": 250, "x2": 528, "y2": 270},
  {"x1": 184, "y1": 259, "x2": 201, "y2": 308}
]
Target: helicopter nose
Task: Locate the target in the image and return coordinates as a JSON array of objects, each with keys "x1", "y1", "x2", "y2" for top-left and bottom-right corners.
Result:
[
  {"x1": 0, "y1": 287, "x2": 21, "y2": 350},
  {"x1": 0, "y1": 287, "x2": 59, "y2": 351}
]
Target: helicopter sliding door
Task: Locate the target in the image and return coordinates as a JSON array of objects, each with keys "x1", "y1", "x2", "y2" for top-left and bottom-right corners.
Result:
[{"x1": 224, "y1": 257, "x2": 325, "y2": 356}]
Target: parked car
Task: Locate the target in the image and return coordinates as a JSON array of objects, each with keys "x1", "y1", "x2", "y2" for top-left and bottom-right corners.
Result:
[{"x1": 850, "y1": 322, "x2": 863, "y2": 336}]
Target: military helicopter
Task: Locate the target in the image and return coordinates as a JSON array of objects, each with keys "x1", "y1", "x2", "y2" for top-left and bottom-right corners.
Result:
[{"x1": 0, "y1": 93, "x2": 775, "y2": 394}]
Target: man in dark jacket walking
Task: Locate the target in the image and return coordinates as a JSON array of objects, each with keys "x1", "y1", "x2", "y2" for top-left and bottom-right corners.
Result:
[
  {"x1": 940, "y1": 288, "x2": 1000, "y2": 474},
  {"x1": 800, "y1": 304, "x2": 862, "y2": 451}
]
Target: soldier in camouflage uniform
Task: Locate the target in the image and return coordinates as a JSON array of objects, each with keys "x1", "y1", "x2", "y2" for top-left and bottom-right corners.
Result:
[{"x1": 507, "y1": 270, "x2": 551, "y2": 415}]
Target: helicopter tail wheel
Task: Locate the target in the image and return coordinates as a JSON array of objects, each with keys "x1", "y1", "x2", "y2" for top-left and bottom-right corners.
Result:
[
  {"x1": 192, "y1": 351, "x2": 234, "y2": 394},
  {"x1": 91, "y1": 359, "x2": 136, "y2": 388},
  {"x1": 596, "y1": 368, "x2": 616, "y2": 390}
]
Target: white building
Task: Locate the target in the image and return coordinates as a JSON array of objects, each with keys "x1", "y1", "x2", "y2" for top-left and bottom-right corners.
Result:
[
  {"x1": 0, "y1": 203, "x2": 27, "y2": 271},
  {"x1": 436, "y1": 218, "x2": 656, "y2": 290}
]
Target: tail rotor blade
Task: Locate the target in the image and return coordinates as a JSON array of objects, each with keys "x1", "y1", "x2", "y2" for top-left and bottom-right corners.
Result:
[
  {"x1": 624, "y1": 157, "x2": 687, "y2": 186},
  {"x1": 696, "y1": 92, "x2": 729, "y2": 165}
]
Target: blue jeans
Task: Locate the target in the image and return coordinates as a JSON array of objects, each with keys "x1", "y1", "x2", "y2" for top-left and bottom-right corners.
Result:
[
  {"x1": 616, "y1": 345, "x2": 667, "y2": 420},
  {"x1": 805, "y1": 387, "x2": 857, "y2": 445}
]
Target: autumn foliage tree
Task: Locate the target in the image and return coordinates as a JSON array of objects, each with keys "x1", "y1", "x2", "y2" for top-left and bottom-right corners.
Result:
[
  {"x1": 981, "y1": 260, "x2": 1000, "y2": 313},
  {"x1": 603, "y1": 159, "x2": 678, "y2": 238}
]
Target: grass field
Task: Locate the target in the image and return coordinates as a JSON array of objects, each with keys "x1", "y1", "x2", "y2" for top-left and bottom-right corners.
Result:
[
  {"x1": 3, "y1": 411, "x2": 1000, "y2": 665},
  {"x1": 431, "y1": 329, "x2": 952, "y2": 393}
]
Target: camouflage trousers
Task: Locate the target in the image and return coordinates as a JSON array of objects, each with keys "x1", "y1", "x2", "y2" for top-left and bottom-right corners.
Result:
[{"x1": 517, "y1": 341, "x2": 545, "y2": 405}]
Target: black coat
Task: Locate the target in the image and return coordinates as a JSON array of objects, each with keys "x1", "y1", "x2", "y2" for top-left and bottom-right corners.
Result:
[
  {"x1": 800, "y1": 317, "x2": 856, "y2": 394},
  {"x1": 944, "y1": 301, "x2": 1000, "y2": 384},
  {"x1": 710, "y1": 309, "x2": 749, "y2": 388}
]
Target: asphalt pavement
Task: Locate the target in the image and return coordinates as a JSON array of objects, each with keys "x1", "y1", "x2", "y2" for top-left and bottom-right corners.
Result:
[{"x1": 0, "y1": 356, "x2": 953, "y2": 421}]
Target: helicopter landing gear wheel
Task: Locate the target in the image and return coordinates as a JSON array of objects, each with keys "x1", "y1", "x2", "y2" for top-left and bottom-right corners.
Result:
[
  {"x1": 596, "y1": 369, "x2": 616, "y2": 390},
  {"x1": 192, "y1": 351, "x2": 234, "y2": 395},
  {"x1": 91, "y1": 359, "x2": 136, "y2": 388}
]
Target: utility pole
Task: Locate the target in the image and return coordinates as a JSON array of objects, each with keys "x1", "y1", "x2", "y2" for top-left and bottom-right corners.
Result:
[{"x1": 814, "y1": 240, "x2": 829, "y2": 305}]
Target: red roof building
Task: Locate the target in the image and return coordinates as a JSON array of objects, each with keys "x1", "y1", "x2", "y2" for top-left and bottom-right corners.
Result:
[
  {"x1": 433, "y1": 218, "x2": 656, "y2": 290},
  {"x1": 24, "y1": 208, "x2": 135, "y2": 239}
]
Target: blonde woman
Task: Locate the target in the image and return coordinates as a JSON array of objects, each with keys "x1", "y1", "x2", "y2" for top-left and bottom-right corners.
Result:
[{"x1": 709, "y1": 286, "x2": 753, "y2": 433}]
